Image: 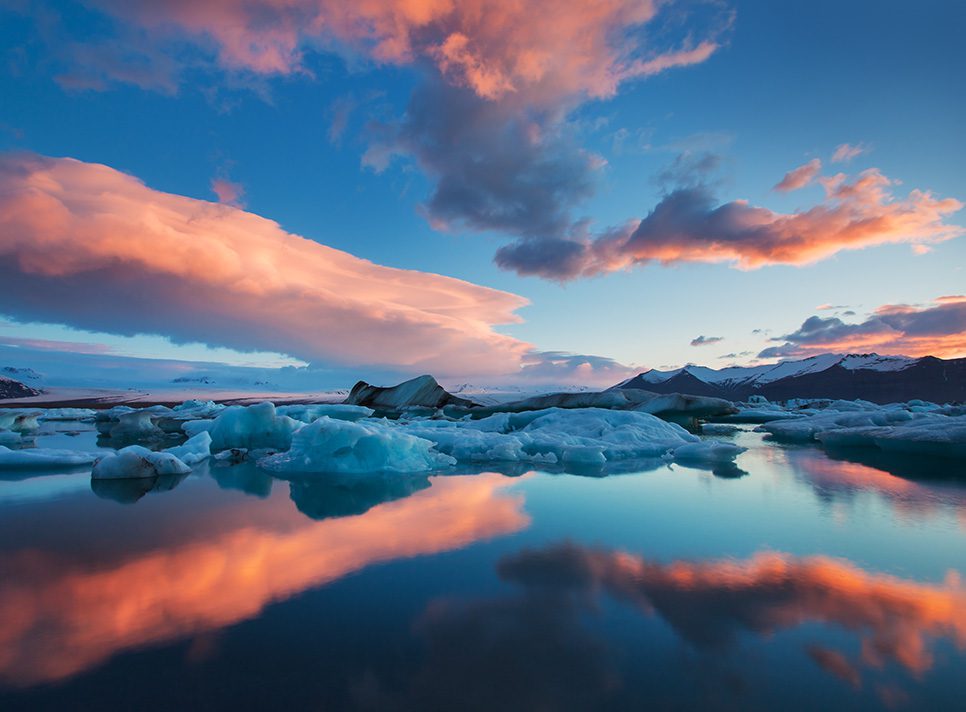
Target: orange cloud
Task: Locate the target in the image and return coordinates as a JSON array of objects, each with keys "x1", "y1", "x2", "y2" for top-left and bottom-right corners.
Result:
[
  {"x1": 88, "y1": 1, "x2": 721, "y2": 104},
  {"x1": 0, "y1": 153, "x2": 533, "y2": 377},
  {"x1": 501, "y1": 544, "x2": 966, "y2": 681},
  {"x1": 499, "y1": 166, "x2": 963, "y2": 279},
  {"x1": 774, "y1": 158, "x2": 822, "y2": 192},
  {"x1": 761, "y1": 295, "x2": 966, "y2": 360},
  {"x1": 0, "y1": 473, "x2": 529, "y2": 686}
]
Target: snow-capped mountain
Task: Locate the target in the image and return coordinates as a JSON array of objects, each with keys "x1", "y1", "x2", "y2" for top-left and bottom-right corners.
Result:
[{"x1": 616, "y1": 354, "x2": 964, "y2": 404}]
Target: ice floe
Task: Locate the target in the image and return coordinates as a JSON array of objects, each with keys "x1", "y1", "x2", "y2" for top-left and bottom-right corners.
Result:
[
  {"x1": 0, "y1": 445, "x2": 98, "y2": 469},
  {"x1": 757, "y1": 401, "x2": 966, "y2": 460},
  {"x1": 92, "y1": 446, "x2": 193, "y2": 480}
]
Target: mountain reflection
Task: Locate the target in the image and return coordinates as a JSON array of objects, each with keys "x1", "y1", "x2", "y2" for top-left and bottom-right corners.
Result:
[
  {"x1": 788, "y1": 450, "x2": 966, "y2": 527},
  {"x1": 0, "y1": 474, "x2": 529, "y2": 687}
]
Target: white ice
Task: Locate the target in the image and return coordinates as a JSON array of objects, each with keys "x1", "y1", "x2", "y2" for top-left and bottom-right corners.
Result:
[
  {"x1": 92, "y1": 445, "x2": 192, "y2": 480},
  {"x1": 757, "y1": 401, "x2": 966, "y2": 459},
  {"x1": 0, "y1": 445, "x2": 98, "y2": 469},
  {"x1": 163, "y1": 431, "x2": 212, "y2": 465}
]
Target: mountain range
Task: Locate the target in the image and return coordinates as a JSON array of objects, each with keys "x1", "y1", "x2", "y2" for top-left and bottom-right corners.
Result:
[{"x1": 616, "y1": 353, "x2": 965, "y2": 404}]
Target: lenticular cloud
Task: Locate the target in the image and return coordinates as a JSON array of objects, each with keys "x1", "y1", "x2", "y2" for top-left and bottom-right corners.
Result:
[{"x1": 0, "y1": 153, "x2": 531, "y2": 376}]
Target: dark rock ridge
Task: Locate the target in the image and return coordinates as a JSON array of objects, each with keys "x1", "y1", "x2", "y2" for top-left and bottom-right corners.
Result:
[
  {"x1": 618, "y1": 354, "x2": 965, "y2": 404},
  {"x1": 345, "y1": 375, "x2": 478, "y2": 409},
  {"x1": 0, "y1": 375, "x2": 41, "y2": 400}
]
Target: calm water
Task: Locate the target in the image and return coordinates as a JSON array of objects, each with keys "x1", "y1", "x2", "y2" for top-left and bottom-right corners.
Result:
[{"x1": 1, "y1": 421, "x2": 965, "y2": 710}]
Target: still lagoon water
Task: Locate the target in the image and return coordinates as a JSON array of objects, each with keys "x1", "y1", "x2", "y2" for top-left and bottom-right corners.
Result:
[{"x1": 1, "y1": 419, "x2": 964, "y2": 710}]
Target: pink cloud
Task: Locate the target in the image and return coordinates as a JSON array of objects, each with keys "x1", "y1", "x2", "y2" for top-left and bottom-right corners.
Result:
[
  {"x1": 760, "y1": 295, "x2": 966, "y2": 360},
  {"x1": 0, "y1": 335, "x2": 115, "y2": 355},
  {"x1": 87, "y1": 0, "x2": 723, "y2": 104},
  {"x1": 831, "y1": 142, "x2": 868, "y2": 163},
  {"x1": 497, "y1": 165, "x2": 963, "y2": 279},
  {"x1": 774, "y1": 158, "x2": 822, "y2": 192},
  {"x1": 0, "y1": 153, "x2": 534, "y2": 377},
  {"x1": 211, "y1": 177, "x2": 245, "y2": 207}
]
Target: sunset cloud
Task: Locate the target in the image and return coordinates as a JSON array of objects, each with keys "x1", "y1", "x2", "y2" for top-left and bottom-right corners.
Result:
[
  {"x1": 497, "y1": 166, "x2": 963, "y2": 280},
  {"x1": 690, "y1": 335, "x2": 723, "y2": 347},
  {"x1": 83, "y1": 0, "x2": 721, "y2": 104},
  {"x1": 0, "y1": 153, "x2": 534, "y2": 377},
  {"x1": 759, "y1": 295, "x2": 966, "y2": 360},
  {"x1": 774, "y1": 158, "x2": 821, "y2": 192},
  {"x1": 0, "y1": 474, "x2": 528, "y2": 686},
  {"x1": 499, "y1": 543, "x2": 966, "y2": 678},
  {"x1": 831, "y1": 143, "x2": 868, "y2": 163},
  {"x1": 210, "y1": 177, "x2": 245, "y2": 207}
]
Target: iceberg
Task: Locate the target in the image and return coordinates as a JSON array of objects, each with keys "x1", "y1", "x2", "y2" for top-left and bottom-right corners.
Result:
[
  {"x1": 275, "y1": 403, "x2": 374, "y2": 423},
  {"x1": 38, "y1": 408, "x2": 97, "y2": 421},
  {"x1": 0, "y1": 445, "x2": 99, "y2": 469},
  {"x1": 163, "y1": 431, "x2": 212, "y2": 465},
  {"x1": 403, "y1": 407, "x2": 741, "y2": 468},
  {"x1": 92, "y1": 445, "x2": 192, "y2": 480},
  {"x1": 259, "y1": 416, "x2": 456, "y2": 474},
  {"x1": 0, "y1": 410, "x2": 41, "y2": 432},
  {"x1": 205, "y1": 401, "x2": 303, "y2": 452},
  {"x1": 345, "y1": 375, "x2": 477, "y2": 410},
  {"x1": 108, "y1": 409, "x2": 166, "y2": 439}
]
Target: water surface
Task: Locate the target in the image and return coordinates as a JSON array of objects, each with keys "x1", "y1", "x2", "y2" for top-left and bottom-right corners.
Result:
[{"x1": 1, "y1": 424, "x2": 964, "y2": 710}]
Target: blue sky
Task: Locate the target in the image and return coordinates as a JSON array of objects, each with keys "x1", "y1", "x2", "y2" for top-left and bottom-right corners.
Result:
[{"x1": 0, "y1": 0, "x2": 963, "y2": 386}]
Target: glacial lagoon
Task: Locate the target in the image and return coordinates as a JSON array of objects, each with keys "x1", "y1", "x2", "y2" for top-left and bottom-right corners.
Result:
[{"x1": 1, "y1": 418, "x2": 965, "y2": 711}]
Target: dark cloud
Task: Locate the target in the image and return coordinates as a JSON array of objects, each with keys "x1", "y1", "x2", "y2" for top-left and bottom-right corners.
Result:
[
  {"x1": 690, "y1": 335, "x2": 724, "y2": 347},
  {"x1": 367, "y1": 81, "x2": 599, "y2": 240}
]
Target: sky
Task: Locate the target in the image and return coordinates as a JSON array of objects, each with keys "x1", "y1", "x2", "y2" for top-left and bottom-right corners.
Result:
[{"x1": 0, "y1": 0, "x2": 964, "y2": 389}]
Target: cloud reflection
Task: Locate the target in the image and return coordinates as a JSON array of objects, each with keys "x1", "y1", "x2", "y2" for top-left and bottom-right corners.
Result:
[
  {"x1": 0, "y1": 474, "x2": 528, "y2": 687},
  {"x1": 496, "y1": 544, "x2": 966, "y2": 678}
]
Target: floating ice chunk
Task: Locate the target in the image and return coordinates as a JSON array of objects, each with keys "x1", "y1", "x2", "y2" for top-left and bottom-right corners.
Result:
[
  {"x1": 173, "y1": 400, "x2": 225, "y2": 418},
  {"x1": 0, "y1": 445, "x2": 98, "y2": 469},
  {"x1": 701, "y1": 423, "x2": 741, "y2": 435},
  {"x1": 259, "y1": 417, "x2": 456, "y2": 474},
  {"x1": 403, "y1": 407, "x2": 728, "y2": 468},
  {"x1": 109, "y1": 410, "x2": 165, "y2": 439},
  {"x1": 183, "y1": 419, "x2": 215, "y2": 438},
  {"x1": 276, "y1": 404, "x2": 374, "y2": 423},
  {"x1": 672, "y1": 441, "x2": 746, "y2": 465},
  {"x1": 163, "y1": 431, "x2": 212, "y2": 465},
  {"x1": 0, "y1": 430, "x2": 23, "y2": 446},
  {"x1": 206, "y1": 402, "x2": 301, "y2": 452},
  {"x1": 870, "y1": 420, "x2": 966, "y2": 458},
  {"x1": 0, "y1": 410, "x2": 41, "y2": 432},
  {"x1": 92, "y1": 445, "x2": 192, "y2": 480},
  {"x1": 38, "y1": 408, "x2": 97, "y2": 421}
]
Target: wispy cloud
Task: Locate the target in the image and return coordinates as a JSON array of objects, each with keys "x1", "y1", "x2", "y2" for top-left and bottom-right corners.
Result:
[
  {"x1": 774, "y1": 158, "x2": 821, "y2": 192},
  {"x1": 690, "y1": 335, "x2": 723, "y2": 347},
  {"x1": 831, "y1": 142, "x2": 868, "y2": 163}
]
